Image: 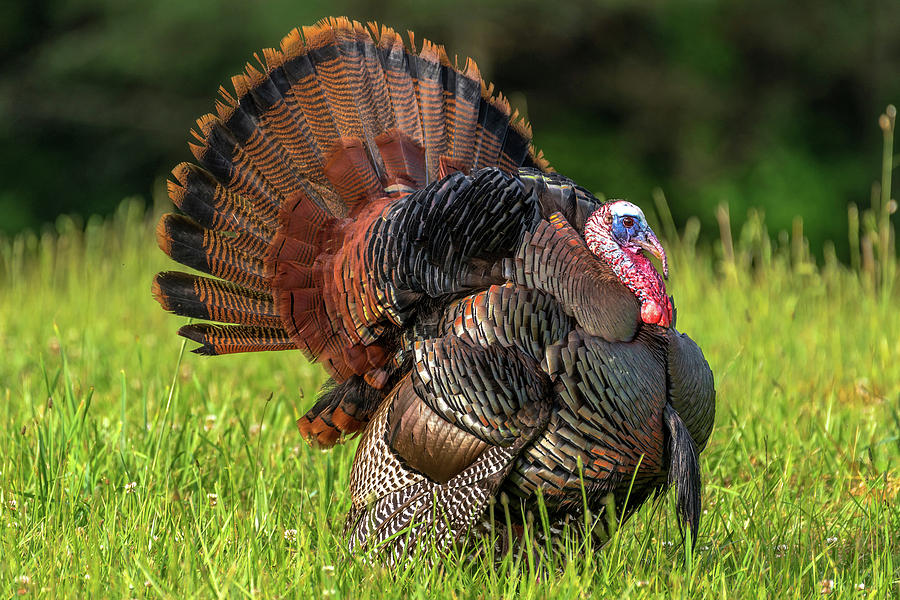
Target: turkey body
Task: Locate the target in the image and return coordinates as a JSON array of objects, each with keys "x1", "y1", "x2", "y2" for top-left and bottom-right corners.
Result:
[
  {"x1": 151, "y1": 17, "x2": 715, "y2": 563},
  {"x1": 340, "y1": 196, "x2": 715, "y2": 559}
]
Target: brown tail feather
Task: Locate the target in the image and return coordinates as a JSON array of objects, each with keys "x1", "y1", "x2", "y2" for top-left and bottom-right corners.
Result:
[
  {"x1": 190, "y1": 115, "x2": 285, "y2": 212},
  {"x1": 152, "y1": 271, "x2": 281, "y2": 328},
  {"x1": 446, "y1": 59, "x2": 482, "y2": 171},
  {"x1": 376, "y1": 27, "x2": 426, "y2": 183},
  {"x1": 415, "y1": 41, "x2": 451, "y2": 184},
  {"x1": 179, "y1": 323, "x2": 295, "y2": 355},
  {"x1": 472, "y1": 88, "x2": 511, "y2": 171}
]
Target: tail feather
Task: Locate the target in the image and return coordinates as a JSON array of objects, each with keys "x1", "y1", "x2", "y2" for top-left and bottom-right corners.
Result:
[
  {"x1": 414, "y1": 42, "x2": 450, "y2": 184},
  {"x1": 179, "y1": 323, "x2": 295, "y2": 355},
  {"x1": 358, "y1": 23, "x2": 398, "y2": 138},
  {"x1": 152, "y1": 271, "x2": 281, "y2": 328},
  {"x1": 472, "y1": 91, "x2": 510, "y2": 171},
  {"x1": 258, "y1": 53, "x2": 334, "y2": 189},
  {"x1": 377, "y1": 28, "x2": 426, "y2": 156},
  {"x1": 215, "y1": 82, "x2": 308, "y2": 199},
  {"x1": 499, "y1": 113, "x2": 533, "y2": 173},
  {"x1": 279, "y1": 38, "x2": 343, "y2": 176},
  {"x1": 446, "y1": 59, "x2": 481, "y2": 171},
  {"x1": 319, "y1": 22, "x2": 393, "y2": 162},
  {"x1": 190, "y1": 115, "x2": 284, "y2": 211},
  {"x1": 297, "y1": 375, "x2": 385, "y2": 446}
]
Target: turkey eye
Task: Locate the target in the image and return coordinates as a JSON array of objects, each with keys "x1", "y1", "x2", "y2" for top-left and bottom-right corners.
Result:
[{"x1": 622, "y1": 216, "x2": 635, "y2": 228}]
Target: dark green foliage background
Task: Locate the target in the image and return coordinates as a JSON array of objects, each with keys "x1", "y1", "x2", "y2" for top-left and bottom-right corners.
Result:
[{"x1": 1, "y1": 0, "x2": 897, "y2": 255}]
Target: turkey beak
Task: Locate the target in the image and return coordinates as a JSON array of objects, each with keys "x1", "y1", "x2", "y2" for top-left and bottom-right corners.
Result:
[{"x1": 635, "y1": 231, "x2": 669, "y2": 279}]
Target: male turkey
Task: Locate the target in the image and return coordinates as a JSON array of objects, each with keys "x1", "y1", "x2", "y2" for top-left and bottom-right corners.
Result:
[{"x1": 152, "y1": 17, "x2": 715, "y2": 563}]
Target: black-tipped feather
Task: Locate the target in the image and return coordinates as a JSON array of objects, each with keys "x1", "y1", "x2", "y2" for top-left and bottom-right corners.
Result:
[{"x1": 152, "y1": 271, "x2": 280, "y2": 328}]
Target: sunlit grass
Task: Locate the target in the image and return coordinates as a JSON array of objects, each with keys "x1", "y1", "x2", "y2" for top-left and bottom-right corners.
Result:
[{"x1": 0, "y1": 110, "x2": 898, "y2": 596}]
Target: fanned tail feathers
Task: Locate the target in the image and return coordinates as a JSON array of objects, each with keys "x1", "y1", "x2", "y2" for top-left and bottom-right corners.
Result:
[{"x1": 153, "y1": 16, "x2": 551, "y2": 440}]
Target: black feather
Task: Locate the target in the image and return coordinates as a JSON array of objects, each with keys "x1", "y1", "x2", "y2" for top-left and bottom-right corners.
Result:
[{"x1": 664, "y1": 403, "x2": 701, "y2": 547}]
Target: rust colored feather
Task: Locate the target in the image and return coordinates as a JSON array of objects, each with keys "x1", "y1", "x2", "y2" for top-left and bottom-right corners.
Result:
[
  {"x1": 323, "y1": 138, "x2": 384, "y2": 210},
  {"x1": 297, "y1": 375, "x2": 384, "y2": 446},
  {"x1": 375, "y1": 129, "x2": 426, "y2": 188}
]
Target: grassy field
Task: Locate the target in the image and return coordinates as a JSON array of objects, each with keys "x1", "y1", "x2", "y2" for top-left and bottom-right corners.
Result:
[{"x1": 1, "y1": 176, "x2": 898, "y2": 595}]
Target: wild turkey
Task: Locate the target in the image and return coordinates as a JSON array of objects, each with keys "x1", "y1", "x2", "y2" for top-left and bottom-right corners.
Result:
[{"x1": 152, "y1": 17, "x2": 715, "y2": 563}]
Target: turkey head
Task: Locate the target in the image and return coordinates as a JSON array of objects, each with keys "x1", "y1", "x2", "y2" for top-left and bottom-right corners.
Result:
[{"x1": 584, "y1": 201, "x2": 673, "y2": 327}]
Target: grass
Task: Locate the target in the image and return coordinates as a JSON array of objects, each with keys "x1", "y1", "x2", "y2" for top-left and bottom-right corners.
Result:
[{"x1": 1, "y1": 122, "x2": 898, "y2": 598}]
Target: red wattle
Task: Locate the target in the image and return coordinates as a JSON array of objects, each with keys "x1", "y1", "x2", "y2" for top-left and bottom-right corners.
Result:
[{"x1": 641, "y1": 301, "x2": 662, "y2": 325}]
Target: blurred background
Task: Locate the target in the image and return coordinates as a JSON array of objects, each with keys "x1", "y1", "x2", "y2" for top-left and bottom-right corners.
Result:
[{"x1": 1, "y1": 0, "x2": 897, "y2": 257}]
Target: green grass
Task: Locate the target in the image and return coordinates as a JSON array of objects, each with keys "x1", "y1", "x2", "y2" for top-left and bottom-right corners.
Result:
[{"x1": 1, "y1": 129, "x2": 899, "y2": 596}]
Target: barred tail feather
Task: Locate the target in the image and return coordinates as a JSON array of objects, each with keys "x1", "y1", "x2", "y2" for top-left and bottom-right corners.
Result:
[
  {"x1": 152, "y1": 271, "x2": 281, "y2": 328},
  {"x1": 168, "y1": 162, "x2": 277, "y2": 239},
  {"x1": 179, "y1": 323, "x2": 296, "y2": 355},
  {"x1": 446, "y1": 59, "x2": 482, "y2": 172}
]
